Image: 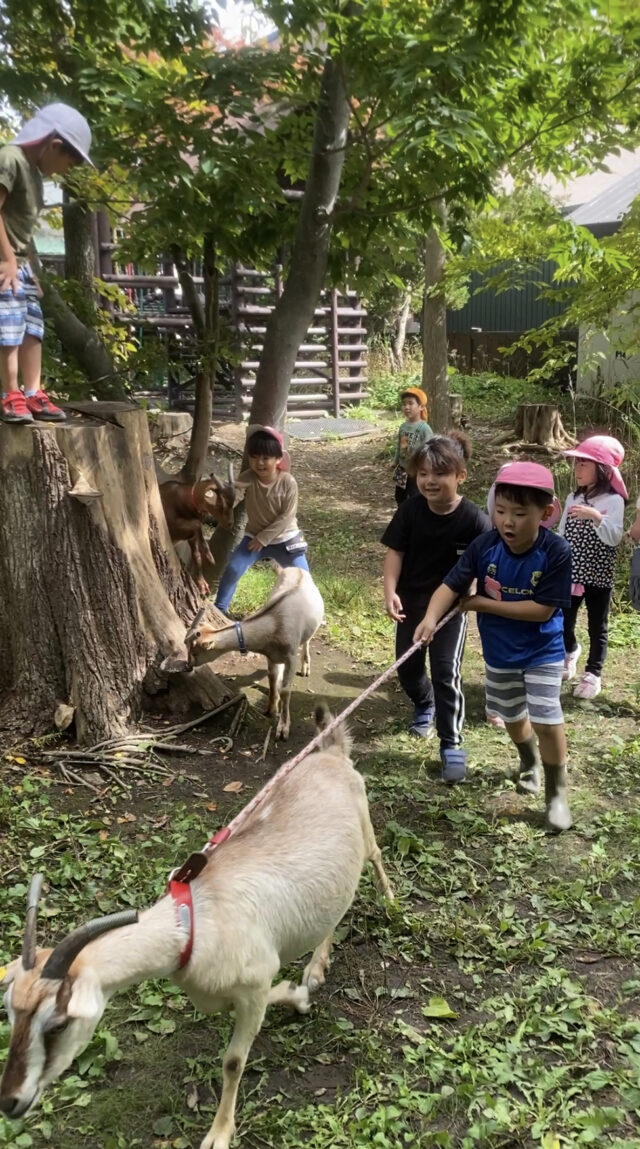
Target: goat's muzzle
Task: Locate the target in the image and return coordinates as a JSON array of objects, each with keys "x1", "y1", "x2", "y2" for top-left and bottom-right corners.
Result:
[{"x1": 0, "y1": 1093, "x2": 36, "y2": 1119}]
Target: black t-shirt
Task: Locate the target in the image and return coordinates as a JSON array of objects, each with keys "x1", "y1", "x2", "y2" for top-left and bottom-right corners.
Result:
[{"x1": 381, "y1": 495, "x2": 492, "y2": 603}]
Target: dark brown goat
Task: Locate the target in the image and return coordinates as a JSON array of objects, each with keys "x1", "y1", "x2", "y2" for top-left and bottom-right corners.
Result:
[{"x1": 160, "y1": 473, "x2": 237, "y2": 595}]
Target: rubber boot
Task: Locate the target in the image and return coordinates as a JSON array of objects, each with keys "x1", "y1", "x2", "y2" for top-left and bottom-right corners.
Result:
[
  {"x1": 515, "y1": 734, "x2": 541, "y2": 795},
  {"x1": 517, "y1": 763, "x2": 541, "y2": 795},
  {"x1": 543, "y1": 763, "x2": 572, "y2": 831}
]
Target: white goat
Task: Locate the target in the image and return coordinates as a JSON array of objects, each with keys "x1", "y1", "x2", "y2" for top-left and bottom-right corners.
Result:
[
  {"x1": 0, "y1": 705, "x2": 393, "y2": 1149},
  {"x1": 188, "y1": 565, "x2": 325, "y2": 740}
]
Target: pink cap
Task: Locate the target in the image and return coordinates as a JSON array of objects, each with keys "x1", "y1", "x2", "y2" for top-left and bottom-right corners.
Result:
[
  {"x1": 490, "y1": 460, "x2": 561, "y2": 528},
  {"x1": 564, "y1": 435, "x2": 627, "y2": 499},
  {"x1": 246, "y1": 423, "x2": 291, "y2": 471}
]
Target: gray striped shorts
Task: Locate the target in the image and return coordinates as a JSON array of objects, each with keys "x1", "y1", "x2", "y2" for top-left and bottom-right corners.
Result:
[{"x1": 485, "y1": 661, "x2": 564, "y2": 726}]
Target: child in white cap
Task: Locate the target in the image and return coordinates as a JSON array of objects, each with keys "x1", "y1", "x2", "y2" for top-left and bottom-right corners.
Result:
[
  {"x1": 559, "y1": 435, "x2": 627, "y2": 699},
  {"x1": 0, "y1": 104, "x2": 93, "y2": 424},
  {"x1": 414, "y1": 461, "x2": 573, "y2": 831}
]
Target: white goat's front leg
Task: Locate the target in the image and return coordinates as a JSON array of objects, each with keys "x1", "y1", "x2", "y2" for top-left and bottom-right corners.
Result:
[
  {"x1": 266, "y1": 660, "x2": 283, "y2": 717},
  {"x1": 302, "y1": 934, "x2": 333, "y2": 993},
  {"x1": 199, "y1": 990, "x2": 268, "y2": 1149},
  {"x1": 275, "y1": 654, "x2": 297, "y2": 740},
  {"x1": 267, "y1": 979, "x2": 311, "y2": 1014},
  {"x1": 367, "y1": 833, "x2": 394, "y2": 901},
  {"x1": 300, "y1": 639, "x2": 311, "y2": 677}
]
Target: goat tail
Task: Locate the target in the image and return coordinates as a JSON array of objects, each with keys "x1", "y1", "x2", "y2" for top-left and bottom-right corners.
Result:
[{"x1": 314, "y1": 702, "x2": 352, "y2": 758}]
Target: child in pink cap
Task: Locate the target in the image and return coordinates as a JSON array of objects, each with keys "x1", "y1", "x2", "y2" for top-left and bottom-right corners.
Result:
[
  {"x1": 214, "y1": 425, "x2": 309, "y2": 615},
  {"x1": 414, "y1": 460, "x2": 573, "y2": 831},
  {"x1": 559, "y1": 435, "x2": 627, "y2": 700}
]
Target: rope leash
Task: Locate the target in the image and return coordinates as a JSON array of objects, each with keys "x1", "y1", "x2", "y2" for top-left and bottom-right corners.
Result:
[{"x1": 201, "y1": 602, "x2": 462, "y2": 856}]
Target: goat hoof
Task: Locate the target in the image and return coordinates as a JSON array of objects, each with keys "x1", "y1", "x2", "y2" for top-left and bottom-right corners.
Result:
[{"x1": 275, "y1": 723, "x2": 290, "y2": 741}]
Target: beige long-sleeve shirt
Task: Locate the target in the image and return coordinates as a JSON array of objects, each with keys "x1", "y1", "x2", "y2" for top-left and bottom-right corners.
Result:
[{"x1": 239, "y1": 469, "x2": 300, "y2": 546}]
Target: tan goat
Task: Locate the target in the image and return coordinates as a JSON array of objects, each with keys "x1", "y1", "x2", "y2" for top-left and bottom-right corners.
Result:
[
  {"x1": 188, "y1": 565, "x2": 325, "y2": 740},
  {"x1": 0, "y1": 706, "x2": 393, "y2": 1149}
]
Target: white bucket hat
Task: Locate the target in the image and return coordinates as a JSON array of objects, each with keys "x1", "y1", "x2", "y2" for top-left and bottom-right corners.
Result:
[{"x1": 12, "y1": 103, "x2": 94, "y2": 166}]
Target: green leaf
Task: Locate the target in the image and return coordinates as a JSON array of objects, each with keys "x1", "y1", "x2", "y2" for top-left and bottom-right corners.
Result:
[{"x1": 422, "y1": 996, "x2": 459, "y2": 1020}]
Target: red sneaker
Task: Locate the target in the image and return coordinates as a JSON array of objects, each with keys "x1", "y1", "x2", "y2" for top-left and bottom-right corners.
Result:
[
  {"x1": 24, "y1": 389, "x2": 65, "y2": 422},
  {"x1": 1, "y1": 390, "x2": 33, "y2": 423}
]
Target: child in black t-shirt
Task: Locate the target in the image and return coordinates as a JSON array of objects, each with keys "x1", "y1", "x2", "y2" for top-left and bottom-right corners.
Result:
[{"x1": 381, "y1": 432, "x2": 491, "y2": 783}]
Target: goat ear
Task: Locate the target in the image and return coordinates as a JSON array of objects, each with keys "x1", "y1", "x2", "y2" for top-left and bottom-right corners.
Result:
[
  {"x1": 0, "y1": 958, "x2": 20, "y2": 987},
  {"x1": 66, "y1": 970, "x2": 105, "y2": 1021},
  {"x1": 232, "y1": 482, "x2": 249, "y2": 508}
]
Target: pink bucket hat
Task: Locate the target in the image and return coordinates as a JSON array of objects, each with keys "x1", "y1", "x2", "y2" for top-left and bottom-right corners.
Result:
[
  {"x1": 246, "y1": 424, "x2": 291, "y2": 471},
  {"x1": 488, "y1": 460, "x2": 561, "y2": 528},
  {"x1": 564, "y1": 435, "x2": 628, "y2": 499}
]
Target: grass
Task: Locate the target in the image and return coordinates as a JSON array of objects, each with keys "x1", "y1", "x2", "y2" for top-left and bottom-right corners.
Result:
[{"x1": 2, "y1": 393, "x2": 640, "y2": 1149}]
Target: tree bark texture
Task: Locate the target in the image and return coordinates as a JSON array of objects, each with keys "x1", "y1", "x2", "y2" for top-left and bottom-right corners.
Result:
[
  {"x1": 391, "y1": 291, "x2": 412, "y2": 371},
  {"x1": 0, "y1": 406, "x2": 233, "y2": 744},
  {"x1": 248, "y1": 52, "x2": 351, "y2": 429},
  {"x1": 422, "y1": 210, "x2": 449, "y2": 433},
  {"x1": 514, "y1": 403, "x2": 573, "y2": 449},
  {"x1": 62, "y1": 192, "x2": 96, "y2": 297},
  {"x1": 172, "y1": 238, "x2": 217, "y2": 485}
]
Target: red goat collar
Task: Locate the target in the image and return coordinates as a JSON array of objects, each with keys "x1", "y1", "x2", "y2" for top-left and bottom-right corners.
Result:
[
  {"x1": 166, "y1": 831, "x2": 232, "y2": 970},
  {"x1": 169, "y1": 879, "x2": 195, "y2": 969},
  {"x1": 167, "y1": 850, "x2": 208, "y2": 969}
]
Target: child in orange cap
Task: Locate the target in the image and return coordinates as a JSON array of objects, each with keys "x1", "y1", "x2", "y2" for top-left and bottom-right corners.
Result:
[{"x1": 392, "y1": 386, "x2": 433, "y2": 504}]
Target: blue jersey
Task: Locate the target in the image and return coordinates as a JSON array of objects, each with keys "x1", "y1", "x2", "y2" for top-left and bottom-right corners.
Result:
[{"x1": 444, "y1": 528, "x2": 572, "y2": 669}]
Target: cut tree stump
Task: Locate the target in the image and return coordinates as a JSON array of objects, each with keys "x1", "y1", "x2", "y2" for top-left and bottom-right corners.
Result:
[
  {"x1": 514, "y1": 403, "x2": 574, "y2": 450},
  {"x1": 148, "y1": 409, "x2": 193, "y2": 448},
  {"x1": 0, "y1": 404, "x2": 234, "y2": 744}
]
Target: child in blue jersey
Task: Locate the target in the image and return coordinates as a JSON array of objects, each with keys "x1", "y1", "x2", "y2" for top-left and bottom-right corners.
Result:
[{"x1": 414, "y1": 461, "x2": 573, "y2": 831}]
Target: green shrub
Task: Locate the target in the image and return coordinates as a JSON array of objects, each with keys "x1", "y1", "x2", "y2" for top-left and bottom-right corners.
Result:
[{"x1": 450, "y1": 370, "x2": 552, "y2": 419}]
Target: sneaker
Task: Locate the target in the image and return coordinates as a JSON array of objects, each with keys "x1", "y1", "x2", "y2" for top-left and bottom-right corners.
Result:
[
  {"x1": 486, "y1": 710, "x2": 506, "y2": 729},
  {"x1": 1, "y1": 390, "x2": 33, "y2": 423},
  {"x1": 562, "y1": 644, "x2": 581, "y2": 682},
  {"x1": 573, "y1": 671, "x2": 601, "y2": 700},
  {"x1": 440, "y1": 746, "x2": 467, "y2": 785},
  {"x1": 409, "y1": 705, "x2": 435, "y2": 738},
  {"x1": 24, "y1": 389, "x2": 65, "y2": 422}
]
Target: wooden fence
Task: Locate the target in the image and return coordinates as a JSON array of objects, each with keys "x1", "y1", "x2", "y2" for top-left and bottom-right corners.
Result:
[{"x1": 97, "y1": 238, "x2": 368, "y2": 418}]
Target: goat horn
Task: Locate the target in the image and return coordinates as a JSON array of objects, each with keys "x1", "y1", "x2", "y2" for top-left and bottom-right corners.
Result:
[
  {"x1": 41, "y1": 910, "x2": 139, "y2": 981},
  {"x1": 228, "y1": 461, "x2": 234, "y2": 485},
  {"x1": 22, "y1": 873, "x2": 43, "y2": 970},
  {"x1": 185, "y1": 606, "x2": 206, "y2": 644}
]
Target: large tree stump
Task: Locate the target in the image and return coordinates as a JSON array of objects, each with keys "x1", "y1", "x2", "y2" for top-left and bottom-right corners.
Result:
[
  {"x1": 514, "y1": 403, "x2": 573, "y2": 450},
  {"x1": 0, "y1": 404, "x2": 233, "y2": 744}
]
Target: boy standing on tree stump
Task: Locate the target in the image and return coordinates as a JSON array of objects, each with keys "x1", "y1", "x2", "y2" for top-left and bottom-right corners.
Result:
[{"x1": 0, "y1": 103, "x2": 93, "y2": 424}]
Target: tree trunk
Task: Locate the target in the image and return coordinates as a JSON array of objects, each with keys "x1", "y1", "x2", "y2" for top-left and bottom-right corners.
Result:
[
  {"x1": 514, "y1": 403, "x2": 573, "y2": 449},
  {"x1": 422, "y1": 206, "x2": 449, "y2": 432},
  {"x1": 248, "y1": 51, "x2": 351, "y2": 428},
  {"x1": 391, "y1": 291, "x2": 412, "y2": 371},
  {"x1": 172, "y1": 237, "x2": 218, "y2": 485},
  {"x1": 0, "y1": 405, "x2": 233, "y2": 744},
  {"x1": 62, "y1": 191, "x2": 96, "y2": 300}
]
